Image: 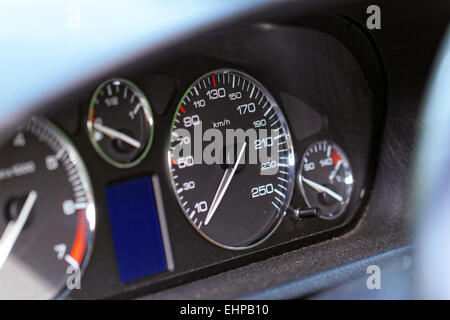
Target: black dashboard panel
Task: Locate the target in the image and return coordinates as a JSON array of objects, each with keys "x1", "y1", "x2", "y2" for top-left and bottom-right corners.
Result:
[{"x1": 32, "y1": 19, "x2": 383, "y2": 299}]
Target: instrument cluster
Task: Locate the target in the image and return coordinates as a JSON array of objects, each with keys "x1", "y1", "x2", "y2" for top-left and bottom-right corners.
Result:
[{"x1": 0, "y1": 23, "x2": 383, "y2": 299}]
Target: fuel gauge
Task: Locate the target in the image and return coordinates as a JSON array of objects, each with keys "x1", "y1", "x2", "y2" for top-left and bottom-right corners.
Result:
[
  {"x1": 299, "y1": 140, "x2": 353, "y2": 219},
  {"x1": 87, "y1": 79, "x2": 154, "y2": 168}
]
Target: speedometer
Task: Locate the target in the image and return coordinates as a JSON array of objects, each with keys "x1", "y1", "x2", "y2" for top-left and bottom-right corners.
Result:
[{"x1": 168, "y1": 69, "x2": 294, "y2": 249}]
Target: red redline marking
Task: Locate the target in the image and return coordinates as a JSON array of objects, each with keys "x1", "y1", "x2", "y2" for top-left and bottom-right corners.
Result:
[
  {"x1": 212, "y1": 74, "x2": 216, "y2": 87},
  {"x1": 70, "y1": 211, "x2": 88, "y2": 265},
  {"x1": 90, "y1": 108, "x2": 95, "y2": 122},
  {"x1": 179, "y1": 106, "x2": 186, "y2": 113},
  {"x1": 331, "y1": 150, "x2": 341, "y2": 165}
]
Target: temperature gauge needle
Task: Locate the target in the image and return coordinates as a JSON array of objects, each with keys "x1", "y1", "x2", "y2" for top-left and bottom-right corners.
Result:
[
  {"x1": 301, "y1": 176, "x2": 343, "y2": 202},
  {"x1": 0, "y1": 190, "x2": 37, "y2": 269},
  {"x1": 93, "y1": 122, "x2": 141, "y2": 149},
  {"x1": 329, "y1": 159, "x2": 342, "y2": 182},
  {"x1": 205, "y1": 142, "x2": 246, "y2": 226}
]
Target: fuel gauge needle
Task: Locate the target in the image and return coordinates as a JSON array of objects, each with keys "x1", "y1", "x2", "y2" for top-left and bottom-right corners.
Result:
[
  {"x1": 301, "y1": 176, "x2": 343, "y2": 202},
  {"x1": 204, "y1": 142, "x2": 246, "y2": 226},
  {"x1": 0, "y1": 190, "x2": 37, "y2": 269},
  {"x1": 93, "y1": 122, "x2": 141, "y2": 149}
]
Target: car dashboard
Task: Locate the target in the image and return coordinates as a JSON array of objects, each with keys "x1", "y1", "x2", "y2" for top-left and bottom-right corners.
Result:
[{"x1": 0, "y1": 0, "x2": 449, "y2": 300}]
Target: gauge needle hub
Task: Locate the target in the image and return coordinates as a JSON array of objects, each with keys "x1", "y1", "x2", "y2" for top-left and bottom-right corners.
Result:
[
  {"x1": 93, "y1": 122, "x2": 141, "y2": 149},
  {"x1": 0, "y1": 190, "x2": 38, "y2": 269},
  {"x1": 204, "y1": 142, "x2": 247, "y2": 226},
  {"x1": 301, "y1": 176, "x2": 343, "y2": 202}
]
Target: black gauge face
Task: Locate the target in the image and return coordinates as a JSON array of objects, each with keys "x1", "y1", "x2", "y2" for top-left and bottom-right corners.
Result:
[
  {"x1": 87, "y1": 78, "x2": 154, "y2": 168},
  {"x1": 168, "y1": 69, "x2": 295, "y2": 249},
  {"x1": 299, "y1": 140, "x2": 353, "y2": 219},
  {"x1": 0, "y1": 118, "x2": 95, "y2": 299}
]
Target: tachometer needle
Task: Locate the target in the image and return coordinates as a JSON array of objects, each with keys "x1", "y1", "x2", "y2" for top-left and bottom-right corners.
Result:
[
  {"x1": 0, "y1": 190, "x2": 38, "y2": 269},
  {"x1": 204, "y1": 142, "x2": 247, "y2": 226},
  {"x1": 301, "y1": 176, "x2": 343, "y2": 202},
  {"x1": 93, "y1": 122, "x2": 141, "y2": 149}
]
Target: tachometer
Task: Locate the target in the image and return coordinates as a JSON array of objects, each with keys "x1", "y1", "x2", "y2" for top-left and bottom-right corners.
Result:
[
  {"x1": 168, "y1": 69, "x2": 294, "y2": 249},
  {"x1": 0, "y1": 117, "x2": 95, "y2": 299}
]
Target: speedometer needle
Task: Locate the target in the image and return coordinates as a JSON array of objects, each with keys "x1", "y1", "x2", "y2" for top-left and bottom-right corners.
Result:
[
  {"x1": 301, "y1": 176, "x2": 343, "y2": 202},
  {"x1": 93, "y1": 122, "x2": 141, "y2": 149},
  {"x1": 204, "y1": 142, "x2": 247, "y2": 226},
  {"x1": 0, "y1": 190, "x2": 37, "y2": 269}
]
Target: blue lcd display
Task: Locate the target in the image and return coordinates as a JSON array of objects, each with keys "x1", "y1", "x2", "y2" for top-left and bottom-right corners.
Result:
[{"x1": 105, "y1": 176, "x2": 167, "y2": 283}]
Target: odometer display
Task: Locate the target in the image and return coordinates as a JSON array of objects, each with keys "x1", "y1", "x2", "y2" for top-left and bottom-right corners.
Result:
[{"x1": 168, "y1": 69, "x2": 295, "y2": 249}]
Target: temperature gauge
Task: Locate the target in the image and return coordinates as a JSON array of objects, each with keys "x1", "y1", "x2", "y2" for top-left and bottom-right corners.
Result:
[
  {"x1": 87, "y1": 79, "x2": 154, "y2": 168},
  {"x1": 299, "y1": 140, "x2": 353, "y2": 219}
]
